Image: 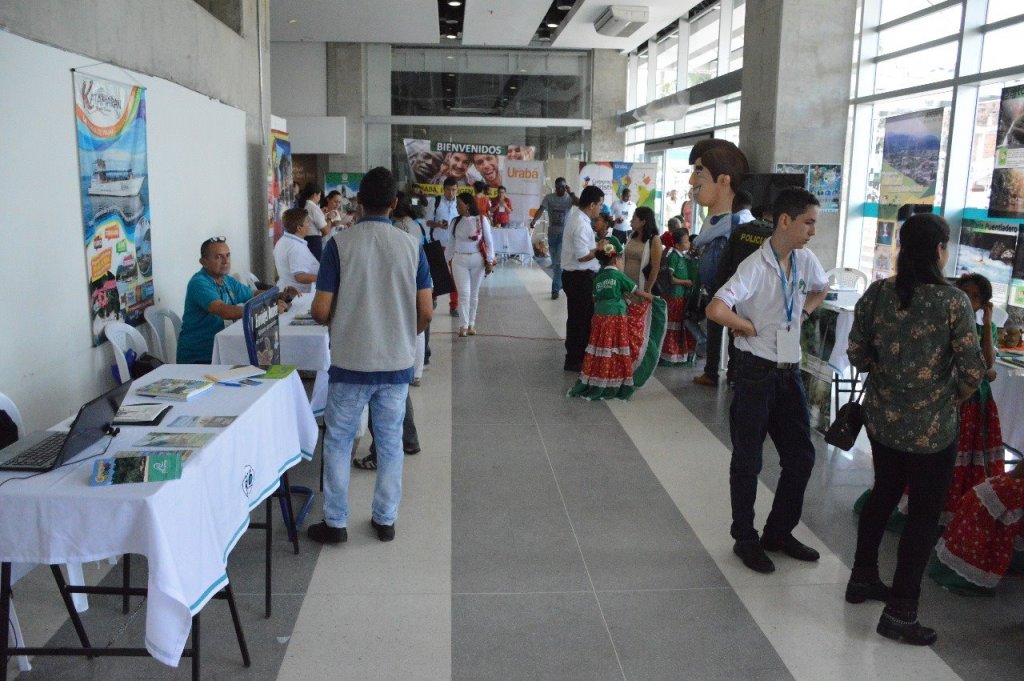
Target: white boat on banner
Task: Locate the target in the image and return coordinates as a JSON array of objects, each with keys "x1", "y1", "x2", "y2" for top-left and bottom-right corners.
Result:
[{"x1": 88, "y1": 159, "x2": 144, "y2": 197}]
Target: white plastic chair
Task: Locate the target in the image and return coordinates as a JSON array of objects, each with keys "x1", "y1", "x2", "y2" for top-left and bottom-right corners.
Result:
[
  {"x1": 103, "y1": 322, "x2": 149, "y2": 385},
  {"x1": 825, "y1": 267, "x2": 869, "y2": 293},
  {"x1": 143, "y1": 307, "x2": 181, "y2": 363},
  {"x1": 234, "y1": 271, "x2": 260, "y2": 289}
]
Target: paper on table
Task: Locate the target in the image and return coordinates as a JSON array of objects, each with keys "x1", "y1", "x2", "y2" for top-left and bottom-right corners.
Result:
[
  {"x1": 203, "y1": 365, "x2": 265, "y2": 383},
  {"x1": 168, "y1": 415, "x2": 237, "y2": 428},
  {"x1": 134, "y1": 432, "x2": 215, "y2": 448}
]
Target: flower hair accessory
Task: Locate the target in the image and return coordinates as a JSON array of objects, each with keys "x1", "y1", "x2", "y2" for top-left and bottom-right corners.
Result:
[{"x1": 600, "y1": 235, "x2": 623, "y2": 255}]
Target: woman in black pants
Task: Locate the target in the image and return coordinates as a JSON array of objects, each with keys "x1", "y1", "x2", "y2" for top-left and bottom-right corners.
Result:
[{"x1": 846, "y1": 213, "x2": 985, "y2": 645}]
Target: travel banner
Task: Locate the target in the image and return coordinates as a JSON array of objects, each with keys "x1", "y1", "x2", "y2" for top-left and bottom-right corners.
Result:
[
  {"x1": 875, "y1": 108, "x2": 943, "y2": 279},
  {"x1": 954, "y1": 219, "x2": 1018, "y2": 306},
  {"x1": 502, "y1": 160, "x2": 545, "y2": 226},
  {"x1": 268, "y1": 116, "x2": 291, "y2": 244},
  {"x1": 989, "y1": 84, "x2": 1024, "y2": 219},
  {"x1": 73, "y1": 73, "x2": 154, "y2": 346},
  {"x1": 578, "y1": 162, "x2": 657, "y2": 211},
  {"x1": 403, "y1": 138, "x2": 535, "y2": 196}
]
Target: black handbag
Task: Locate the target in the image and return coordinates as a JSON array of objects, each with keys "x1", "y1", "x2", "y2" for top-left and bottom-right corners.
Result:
[
  {"x1": 423, "y1": 238, "x2": 454, "y2": 296},
  {"x1": 825, "y1": 399, "x2": 863, "y2": 450}
]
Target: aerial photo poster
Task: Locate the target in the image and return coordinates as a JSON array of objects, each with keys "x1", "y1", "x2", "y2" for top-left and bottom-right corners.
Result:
[
  {"x1": 989, "y1": 84, "x2": 1024, "y2": 220},
  {"x1": 403, "y1": 139, "x2": 535, "y2": 196},
  {"x1": 73, "y1": 73, "x2": 154, "y2": 346},
  {"x1": 874, "y1": 108, "x2": 944, "y2": 279}
]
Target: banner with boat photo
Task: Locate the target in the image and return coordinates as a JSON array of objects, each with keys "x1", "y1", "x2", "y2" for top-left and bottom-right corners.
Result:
[{"x1": 73, "y1": 73, "x2": 154, "y2": 346}]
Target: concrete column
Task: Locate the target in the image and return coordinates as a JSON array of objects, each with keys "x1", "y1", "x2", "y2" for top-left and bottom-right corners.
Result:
[
  {"x1": 738, "y1": 0, "x2": 858, "y2": 267},
  {"x1": 591, "y1": 49, "x2": 626, "y2": 161},
  {"x1": 326, "y1": 43, "x2": 365, "y2": 173}
]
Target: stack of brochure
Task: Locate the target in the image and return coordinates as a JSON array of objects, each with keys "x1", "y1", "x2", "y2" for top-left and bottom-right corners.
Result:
[{"x1": 136, "y1": 378, "x2": 214, "y2": 401}]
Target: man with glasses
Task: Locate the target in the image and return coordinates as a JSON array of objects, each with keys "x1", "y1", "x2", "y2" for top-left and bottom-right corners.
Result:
[{"x1": 176, "y1": 237, "x2": 255, "y2": 364}]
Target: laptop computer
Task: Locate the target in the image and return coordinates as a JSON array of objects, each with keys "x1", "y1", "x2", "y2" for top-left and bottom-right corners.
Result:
[{"x1": 0, "y1": 382, "x2": 131, "y2": 473}]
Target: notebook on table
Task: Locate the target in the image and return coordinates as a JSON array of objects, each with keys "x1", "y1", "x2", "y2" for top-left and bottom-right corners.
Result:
[{"x1": 0, "y1": 382, "x2": 130, "y2": 473}]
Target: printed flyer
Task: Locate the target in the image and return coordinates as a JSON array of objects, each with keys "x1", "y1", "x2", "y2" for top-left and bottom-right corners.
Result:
[
  {"x1": 74, "y1": 73, "x2": 154, "y2": 345},
  {"x1": 269, "y1": 117, "x2": 291, "y2": 244}
]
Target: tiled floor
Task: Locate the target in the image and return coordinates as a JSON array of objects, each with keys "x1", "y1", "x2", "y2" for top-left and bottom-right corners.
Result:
[{"x1": 7, "y1": 263, "x2": 1022, "y2": 680}]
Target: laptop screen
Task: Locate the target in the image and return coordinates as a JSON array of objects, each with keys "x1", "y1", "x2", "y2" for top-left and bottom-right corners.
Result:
[{"x1": 60, "y1": 381, "x2": 131, "y2": 465}]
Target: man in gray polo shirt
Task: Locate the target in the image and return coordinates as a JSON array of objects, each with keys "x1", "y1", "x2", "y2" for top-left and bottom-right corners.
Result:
[{"x1": 308, "y1": 167, "x2": 433, "y2": 544}]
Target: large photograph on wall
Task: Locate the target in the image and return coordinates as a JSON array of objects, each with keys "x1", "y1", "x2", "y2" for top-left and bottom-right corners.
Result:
[
  {"x1": 73, "y1": 73, "x2": 154, "y2": 346},
  {"x1": 874, "y1": 108, "x2": 943, "y2": 279},
  {"x1": 989, "y1": 84, "x2": 1024, "y2": 220},
  {"x1": 954, "y1": 219, "x2": 1018, "y2": 306},
  {"x1": 269, "y1": 118, "x2": 291, "y2": 244},
  {"x1": 403, "y1": 139, "x2": 535, "y2": 196}
]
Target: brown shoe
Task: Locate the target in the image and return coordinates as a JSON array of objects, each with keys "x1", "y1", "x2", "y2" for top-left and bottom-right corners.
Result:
[
  {"x1": 458, "y1": 328, "x2": 468, "y2": 338},
  {"x1": 467, "y1": 327, "x2": 477, "y2": 335},
  {"x1": 693, "y1": 374, "x2": 718, "y2": 387}
]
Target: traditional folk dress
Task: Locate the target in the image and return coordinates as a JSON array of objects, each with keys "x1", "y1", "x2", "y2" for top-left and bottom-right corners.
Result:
[
  {"x1": 660, "y1": 248, "x2": 699, "y2": 366},
  {"x1": 569, "y1": 266, "x2": 666, "y2": 400},
  {"x1": 944, "y1": 321, "x2": 1005, "y2": 524},
  {"x1": 929, "y1": 474, "x2": 1024, "y2": 595}
]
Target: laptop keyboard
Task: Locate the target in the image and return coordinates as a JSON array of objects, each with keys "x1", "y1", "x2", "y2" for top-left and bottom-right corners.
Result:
[{"x1": 3, "y1": 431, "x2": 67, "y2": 469}]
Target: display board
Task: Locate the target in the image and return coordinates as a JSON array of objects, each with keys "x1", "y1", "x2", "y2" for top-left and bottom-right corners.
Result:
[
  {"x1": 269, "y1": 116, "x2": 291, "y2": 244},
  {"x1": 954, "y1": 219, "x2": 1018, "y2": 307},
  {"x1": 578, "y1": 161, "x2": 657, "y2": 211},
  {"x1": 989, "y1": 84, "x2": 1024, "y2": 220},
  {"x1": 403, "y1": 139, "x2": 535, "y2": 196},
  {"x1": 773, "y1": 163, "x2": 842, "y2": 212}
]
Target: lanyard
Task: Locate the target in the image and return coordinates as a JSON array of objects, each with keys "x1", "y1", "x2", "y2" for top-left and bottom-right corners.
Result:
[{"x1": 770, "y1": 242, "x2": 797, "y2": 324}]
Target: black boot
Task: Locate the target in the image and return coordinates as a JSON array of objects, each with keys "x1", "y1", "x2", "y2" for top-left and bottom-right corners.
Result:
[
  {"x1": 846, "y1": 567, "x2": 892, "y2": 604},
  {"x1": 876, "y1": 598, "x2": 937, "y2": 646}
]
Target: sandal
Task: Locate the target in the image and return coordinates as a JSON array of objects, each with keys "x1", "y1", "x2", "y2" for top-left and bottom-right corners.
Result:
[{"x1": 352, "y1": 452, "x2": 378, "y2": 470}]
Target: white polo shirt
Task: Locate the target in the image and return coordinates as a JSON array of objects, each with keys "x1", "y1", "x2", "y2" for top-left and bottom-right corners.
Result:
[
  {"x1": 274, "y1": 231, "x2": 320, "y2": 293},
  {"x1": 714, "y1": 238, "x2": 828, "y2": 362},
  {"x1": 561, "y1": 206, "x2": 600, "y2": 272},
  {"x1": 610, "y1": 199, "x2": 636, "y2": 226},
  {"x1": 431, "y1": 196, "x2": 460, "y2": 254}
]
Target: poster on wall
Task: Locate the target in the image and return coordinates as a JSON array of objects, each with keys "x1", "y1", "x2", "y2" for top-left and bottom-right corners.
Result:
[
  {"x1": 1008, "y1": 227, "x2": 1024, "y2": 324},
  {"x1": 502, "y1": 160, "x2": 545, "y2": 227},
  {"x1": 268, "y1": 117, "x2": 291, "y2": 244},
  {"x1": 324, "y1": 171, "x2": 363, "y2": 223},
  {"x1": 403, "y1": 139, "x2": 535, "y2": 195},
  {"x1": 578, "y1": 162, "x2": 657, "y2": 211},
  {"x1": 954, "y1": 219, "x2": 1018, "y2": 306},
  {"x1": 989, "y1": 85, "x2": 1024, "y2": 219},
  {"x1": 774, "y1": 163, "x2": 842, "y2": 212},
  {"x1": 874, "y1": 108, "x2": 944, "y2": 279},
  {"x1": 73, "y1": 73, "x2": 154, "y2": 346}
]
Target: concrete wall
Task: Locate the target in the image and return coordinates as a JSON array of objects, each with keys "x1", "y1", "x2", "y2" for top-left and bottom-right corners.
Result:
[
  {"x1": 270, "y1": 41, "x2": 328, "y2": 117},
  {"x1": 739, "y1": 0, "x2": 857, "y2": 268},
  {"x1": 326, "y1": 43, "x2": 367, "y2": 173},
  {"x1": 1, "y1": 0, "x2": 273, "y2": 275},
  {"x1": 591, "y1": 49, "x2": 627, "y2": 161}
]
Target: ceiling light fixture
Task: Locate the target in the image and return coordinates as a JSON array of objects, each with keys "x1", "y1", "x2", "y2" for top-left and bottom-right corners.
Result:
[
  {"x1": 446, "y1": 33, "x2": 458, "y2": 39},
  {"x1": 448, "y1": 0, "x2": 462, "y2": 6},
  {"x1": 288, "y1": 18, "x2": 297, "y2": 24},
  {"x1": 445, "y1": 18, "x2": 458, "y2": 24},
  {"x1": 510, "y1": 85, "x2": 518, "y2": 90},
  {"x1": 557, "y1": 3, "x2": 573, "y2": 10},
  {"x1": 546, "y1": 22, "x2": 559, "y2": 28}
]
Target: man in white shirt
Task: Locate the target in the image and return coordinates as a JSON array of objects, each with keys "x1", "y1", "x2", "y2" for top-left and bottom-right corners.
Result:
[
  {"x1": 664, "y1": 188, "x2": 682, "y2": 224},
  {"x1": 274, "y1": 207, "x2": 320, "y2": 293},
  {"x1": 610, "y1": 188, "x2": 636, "y2": 243},
  {"x1": 706, "y1": 187, "x2": 829, "y2": 575},
  {"x1": 560, "y1": 185, "x2": 604, "y2": 372},
  {"x1": 427, "y1": 177, "x2": 461, "y2": 317}
]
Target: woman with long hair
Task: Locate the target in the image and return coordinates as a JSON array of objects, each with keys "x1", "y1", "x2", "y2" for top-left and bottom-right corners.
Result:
[
  {"x1": 448, "y1": 192, "x2": 495, "y2": 337},
  {"x1": 845, "y1": 213, "x2": 985, "y2": 646},
  {"x1": 618, "y1": 206, "x2": 667, "y2": 382},
  {"x1": 297, "y1": 182, "x2": 327, "y2": 261}
]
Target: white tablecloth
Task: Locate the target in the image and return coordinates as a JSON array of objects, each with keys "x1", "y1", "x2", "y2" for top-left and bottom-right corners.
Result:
[
  {"x1": 992, "y1": 360, "x2": 1024, "y2": 454},
  {"x1": 211, "y1": 293, "x2": 330, "y2": 414},
  {"x1": 822, "y1": 290, "x2": 859, "y2": 374},
  {"x1": 0, "y1": 365, "x2": 318, "y2": 666},
  {"x1": 490, "y1": 227, "x2": 533, "y2": 256}
]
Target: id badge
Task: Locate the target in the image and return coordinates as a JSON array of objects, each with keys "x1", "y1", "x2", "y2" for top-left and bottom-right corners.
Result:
[{"x1": 776, "y1": 325, "x2": 801, "y2": 364}]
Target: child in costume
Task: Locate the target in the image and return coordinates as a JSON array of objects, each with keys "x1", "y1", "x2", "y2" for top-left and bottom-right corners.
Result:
[
  {"x1": 660, "y1": 227, "x2": 699, "y2": 366},
  {"x1": 568, "y1": 237, "x2": 656, "y2": 400}
]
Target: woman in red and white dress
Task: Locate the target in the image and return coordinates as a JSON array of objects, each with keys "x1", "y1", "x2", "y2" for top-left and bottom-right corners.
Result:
[
  {"x1": 491, "y1": 185, "x2": 513, "y2": 227},
  {"x1": 448, "y1": 192, "x2": 495, "y2": 337}
]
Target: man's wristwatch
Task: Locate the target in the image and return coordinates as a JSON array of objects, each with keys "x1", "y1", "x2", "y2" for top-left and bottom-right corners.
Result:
[{"x1": 801, "y1": 309, "x2": 810, "y2": 322}]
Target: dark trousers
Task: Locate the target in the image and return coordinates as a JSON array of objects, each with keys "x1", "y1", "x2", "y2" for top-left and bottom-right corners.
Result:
[
  {"x1": 728, "y1": 351, "x2": 817, "y2": 542},
  {"x1": 305, "y1": 234, "x2": 323, "y2": 261},
  {"x1": 562, "y1": 269, "x2": 595, "y2": 367},
  {"x1": 368, "y1": 392, "x2": 419, "y2": 454},
  {"x1": 854, "y1": 437, "x2": 956, "y2": 601},
  {"x1": 704, "y1": 319, "x2": 725, "y2": 380}
]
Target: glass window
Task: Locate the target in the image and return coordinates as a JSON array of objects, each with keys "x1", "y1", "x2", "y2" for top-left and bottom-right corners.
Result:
[
  {"x1": 874, "y1": 41, "x2": 958, "y2": 93},
  {"x1": 982, "y1": 23, "x2": 1024, "y2": 73},
  {"x1": 730, "y1": 0, "x2": 746, "y2": 71},
  {"x1": 688, "y1": 11, "x2": 719, "y2": 86},
  {"x1": 391, "y1": 71, "x2": 589, "y2": 118},
  {"x1": 877, "y1": 5, "x2": 961, "y2": 55},
  {"x1": 653, "y1": 120, "x2": 675, "y2": 138},
  {"x1": 656, "y1": 34, "x2": 679, "y2": 98},
  {"x1": 685, "y1": 104, "x2": 715, "y2": 131},
  {"x1": 637, "y1": 53, "x2": 649, "y2": 107},
  {"x1": 723, "y1": 97, "x2": 741, "y2": 125},
  {"x1": 965, "y1": 79, "x2": 1024, "y2": 209},
  {"x1": 987, "y1": 0, "x2": 1024, "y2": 23},
  {"x1": 879, "y1": 0, "x2": 958, "y2": 25}
]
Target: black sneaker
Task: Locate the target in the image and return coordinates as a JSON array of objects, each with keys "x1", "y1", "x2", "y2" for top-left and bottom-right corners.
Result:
[
  {"x1": 733, "y1": 540, "x2": 775, "y2": 573},
  {"x1": 307, "y1": 521, "x2": 347, "y2": 545},
  {"x1": 371, "y1": 519, "x2": 396, "y2": 542},
  {"x1": 404, "y1": 447, "x2": 421, "y2": 455},
  {"x1": 761, "y1": 534, "x2": 820, "y2": 562},
  {"x1": 551, "y1": 291, "x2": 560, "y2": 300},
  {"x1": 877, "y1": 611, "x2": 937, "y2": 646}
]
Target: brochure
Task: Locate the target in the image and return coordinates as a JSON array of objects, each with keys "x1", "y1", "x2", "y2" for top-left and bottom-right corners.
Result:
[
  {"x1": 136, "y1": 378, "x2": 213, "y2": 401},
  {"x1": 168, "y1": 415, "x2": 237, "y2": 428},
  {"x1": 203, "y1": 365, "x2": 265, "y2": 383},
  {"x1": 133, "y1": 432, "x2": 215, "y2": 448},
  {"x1": 112, "y1": 403, "x2": 173, "y2": 426},
  {"x1": 260, "y1": 364, "x2": 297, "y2": 379},
  {"x1": 90, "y1": 449, "x2": 192, "y2": 486}
]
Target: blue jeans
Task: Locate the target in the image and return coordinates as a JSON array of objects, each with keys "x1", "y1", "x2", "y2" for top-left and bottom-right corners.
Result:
[
  {"x1": 548, "y1": 230, "x2": 563, "y2": 294},
  {"x1": 728, "y1": 351, "x2": 816, "y2": 542},
  {"x1": 322, "y1": 381, "x2": 408, "y2": 527}
]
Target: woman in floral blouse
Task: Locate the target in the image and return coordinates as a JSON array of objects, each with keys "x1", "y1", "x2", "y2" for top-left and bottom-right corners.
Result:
[{"x1": 845, "y1": 213, "x2": 985, "y2": 647}]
